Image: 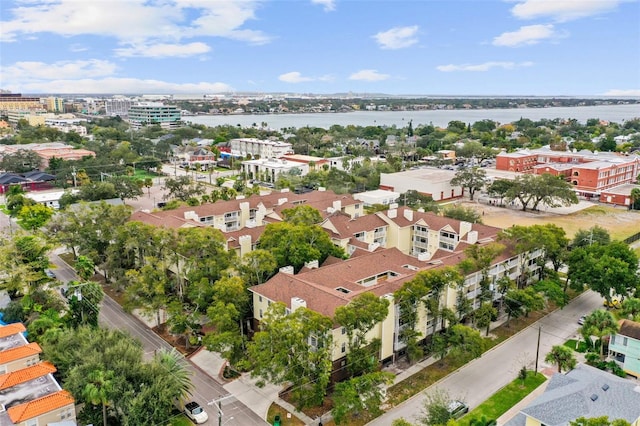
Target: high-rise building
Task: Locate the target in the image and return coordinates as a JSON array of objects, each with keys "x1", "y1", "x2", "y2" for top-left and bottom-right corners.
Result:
[
  {"x1": 128, "y1": 102, "x2": 181, "y2": 129},
  {"x1": 105, "y1": 98, "x2": 133, "y2": 116},
  {"x1": 45, "y1": 96, "x2": 64, "y2": 112}
]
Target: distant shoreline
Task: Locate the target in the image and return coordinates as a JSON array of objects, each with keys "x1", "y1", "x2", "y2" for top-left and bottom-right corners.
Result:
[{"x1": 186, "y1": 104, "x2": 640, "y2": 129}]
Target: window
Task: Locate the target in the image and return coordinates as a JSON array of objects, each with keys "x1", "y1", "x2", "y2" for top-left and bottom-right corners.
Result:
[
  {"x1": 26, "y1": 420, "x2": 37, "y2": 426},
  {"x1": 341, "y1": 327, "x2": 346, "y2": 335},
  {"x1": 61, "y1": 407, "x2": 74, "y2": 420},
  {"x1": 258, "y1": 295, "x2": 263, "y2": 302},
  {"x1": 259, "y1": 309, "x2": 263, "y2": 318},
  {"x1": 623, "y1": 337, "x2": 628, "y2": 346},
  {"x1": 354, "y1": 231, "x2": 365, "y2": 241},
  {"x1": 341, "y1": 343, "x2": 346, "y2": 353}
]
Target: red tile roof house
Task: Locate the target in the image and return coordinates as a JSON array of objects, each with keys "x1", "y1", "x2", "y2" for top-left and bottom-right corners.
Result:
[
  {"x1": 0, "y1": 323, "x2": 76, "y2": 426},
  {"x1": 249, "y1": 209, "x2": 543, "y2": 383}
]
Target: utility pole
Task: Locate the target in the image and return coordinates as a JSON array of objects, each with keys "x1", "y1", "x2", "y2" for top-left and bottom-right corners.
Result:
[{"x1": 534, "y1": 325, "x2": 542, "y2": 372}]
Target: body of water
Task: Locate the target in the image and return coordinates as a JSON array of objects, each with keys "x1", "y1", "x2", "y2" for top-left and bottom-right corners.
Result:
[{"x1": 185, "y1": 104, "x2": 639, "y2": 130}]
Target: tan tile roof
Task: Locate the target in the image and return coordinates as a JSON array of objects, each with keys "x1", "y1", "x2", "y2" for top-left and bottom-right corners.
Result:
[
  {"x1": 251, "y1": 248, "x2": 441, "y2": 317},
  {"x1": 0, "y1": 323, "x2": 26, "y2": 339},
  {"x1": 0, "y1": 342, "x2": 41, "y2": 365},
  {"x1": 618, "y1": 319, "x2": 640, "y2": 341},
  {"x1": 0, "y1": 361, "x2": 56, "y2": 390},
  {"x1": 129, "y1": 210, "x2": 203, "y2": 229},
  {"x1": 7, "y1": 390, "x2": 74, "y2": 423},
  {"x1": 379, "y1": 207, "x2": 502, "y2": 242},
  {"x1": 225, "y1": 226, "x2": 266, "y2": 248},
  {"x1": 324, "y1": 212, "x2": 388, "y2": 237}
]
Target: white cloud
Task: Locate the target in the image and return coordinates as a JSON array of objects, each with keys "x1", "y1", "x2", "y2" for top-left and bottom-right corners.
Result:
[
  {"x1": 311, "y1": 0, "x2": 336, "y2": 12},
  {"x1": 493, "y1": 24, "x2": 557, "y2": 47},
  {"x1": 4, "y1": 77, "x2": 233, "y2": 94},
  {"x1": 602, "y1": 89, "x2": 640, "y2": 96},
  {"x1": 2, "y1": 59, "x2": 117, "y2": 81},
  {"x1": 114, "y1": 42, "x2": 211, "y2": 58},
  {"x1": 278, "y1": 71, "x2": 333, "y2": 83},
  {"x1": 349, "y1": 69, "x2": 390, "y2": 81},
  {"x1": 510, "y1": 0, "x2": 622, "y2": 22},
  {"x1": 373, "y1": 25, "x2": 419, "y2": 50},
  {"x1": 1, "y1": 0, "x2": 272, "y2": 48},
  {"x1": 436, "y1": 61, "x2": 534, "y2": 72},
  {"x1": 279, "y1": 72, "x2": 314, "y2": 83}
]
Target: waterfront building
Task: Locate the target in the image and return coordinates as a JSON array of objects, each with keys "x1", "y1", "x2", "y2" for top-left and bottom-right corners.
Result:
[{"x1": 128, "y1": 102, "x2": 181, "y2": 129}]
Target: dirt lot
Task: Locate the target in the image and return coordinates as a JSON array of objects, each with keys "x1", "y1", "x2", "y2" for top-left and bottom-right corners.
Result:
[{"x1": 462, "y1": 201, "x2": 640, "y2": 240}]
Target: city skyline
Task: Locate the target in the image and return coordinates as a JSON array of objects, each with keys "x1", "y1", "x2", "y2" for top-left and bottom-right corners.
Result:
[{"x1": 1, "y1": 0, "x2": 639, "y2": 96}]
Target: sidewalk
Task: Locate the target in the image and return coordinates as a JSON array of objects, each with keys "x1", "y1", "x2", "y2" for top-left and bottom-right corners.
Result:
[{"x1": 189, "y1": 348, "x2": 317, "y2": 425}]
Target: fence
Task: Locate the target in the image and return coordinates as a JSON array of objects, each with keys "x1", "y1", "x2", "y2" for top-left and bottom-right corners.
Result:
[{"x1": 624, "y1": 231, "x2": 640, "y2": 245}]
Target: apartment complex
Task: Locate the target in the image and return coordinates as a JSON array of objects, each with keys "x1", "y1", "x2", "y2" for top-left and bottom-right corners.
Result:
[
  {"x1": 496, "y1": 147, "x2": 640, "y2": 203},
  {"x1": 250, "y1": 206, "x2": 540, "y2": 381},
  {"x1": 128, "y1": 103, "x2": 181, "y2": 130},
  {"x1": 0, "y1": 323, "x2": 77, "y2": 426},
  {"x1": 229, "y1": 138, "x2": 293, "y2": 159},
  {"x1": 129, "y1": 189, "x2": 364, "y2": 257}
]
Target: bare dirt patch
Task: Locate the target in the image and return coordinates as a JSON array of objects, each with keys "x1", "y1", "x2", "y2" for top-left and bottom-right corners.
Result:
[{"x1": 462, "y1": 202, "x2": 640, "y2": 239}]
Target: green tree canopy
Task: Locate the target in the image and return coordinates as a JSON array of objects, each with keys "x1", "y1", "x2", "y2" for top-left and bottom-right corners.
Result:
[{"x1": 258, "y1": 222, "x2": 346, "y2": 272}]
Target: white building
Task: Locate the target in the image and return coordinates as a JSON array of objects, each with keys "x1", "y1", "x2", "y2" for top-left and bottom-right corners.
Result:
[
  {"x1": 105, "y1": 99, "x2": 133, "y2": 116},
  {"x1": 380, "y1": 168, "x2": 462, "y2": 201},
  {"x1": 241, "y1": 158, "x2": 309, "y2": 183},
  {"x1": 229, "y1": 138, "x2": 293, "y2": 159},
  {"x1": 353, "y1": 189, "x2": 400, "y2": 206}
]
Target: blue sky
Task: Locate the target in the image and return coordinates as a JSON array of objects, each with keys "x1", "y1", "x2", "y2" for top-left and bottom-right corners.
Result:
[{"x1": 1, "y1": 0, "x2": 639, "y2": 96}]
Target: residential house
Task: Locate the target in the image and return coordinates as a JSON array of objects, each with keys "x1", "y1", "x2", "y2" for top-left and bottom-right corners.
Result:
[
  {"x1": 505, "y1": 363, "x2": 640, "y2": 426},
  {"x1": 228, "y1": 138, "x2": 293, "y2": 159},
  {"x1": 0, "y1": 323, "x2": 77, "y2": 426},
  {"x1": 608, "y1": 319, "x2": 640, "y2": 378}
]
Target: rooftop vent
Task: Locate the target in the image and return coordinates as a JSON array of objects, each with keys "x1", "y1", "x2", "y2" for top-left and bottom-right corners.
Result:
[
  {"x1": 590, "y1": 394, "x2": 598, "y2": 401},
  {"x1": 602, "y1": 384, "x2": 609, "y2": 391}
]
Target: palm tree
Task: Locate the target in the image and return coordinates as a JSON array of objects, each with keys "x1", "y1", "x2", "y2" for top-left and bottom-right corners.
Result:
[
  {"x1": 545, "y1": 345, "x2": 577, "y2": 373},
  {"x1": 581, "y1": 309, "x2": 619, "y2": 359},
  {"x1": 152, "y1": 348, "x2": 194, "y2": 404},
  {"x1": 83, "y1": 369, "x2": 114, "y2": 426}
]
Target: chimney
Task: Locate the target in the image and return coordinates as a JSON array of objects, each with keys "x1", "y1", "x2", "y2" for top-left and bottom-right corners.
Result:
[
  {"x1": 291, "y1": 297, "x2": 307, "y2": 312},
  {"x1": 304, "y1": 259, "x2": 319, "y2": 269},
  {"x1": 279, "y1": 265, "x2": 294, "y2": 274},
  {"x1": 278, "y1": 197, "x2": 288, "y2": 205},
  {"x1": 467, "y1": 230, "x2": 478, "y2": 244},
  {"x1": 387, "y1": 208, "x2": 397, "y2": 219},
  {"x1": 333, "y1": 200, "x2": 342, "y2": 211},
  {"x1": 459, "y1": 221, "x2": 472, "y2": 237},
  {"x1": 403, "y1": 209, "x2": 413, "y2": 221}
]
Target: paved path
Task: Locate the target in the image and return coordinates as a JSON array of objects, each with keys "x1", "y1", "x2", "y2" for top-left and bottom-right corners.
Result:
[{"x1": 367, "y1": 290, "x2": 604, "y2": 425}]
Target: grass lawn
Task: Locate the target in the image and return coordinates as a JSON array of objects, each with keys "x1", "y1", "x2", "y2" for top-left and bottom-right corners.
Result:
[
  {"x1": 133, "y1": 169, "x2": 161, "y2": 180},
  {"x1": 169, "y1": 414, "x2": 193, "y2": 426},
  {"x1": 267, "y1": 402, "x2": 305, "y2": 426},
  {"x1": 457, "y1": 372, "x2": 546, "y2": 425},
  {"x1": 564, "y1": 339, "x2": 588, "y2": 353}
]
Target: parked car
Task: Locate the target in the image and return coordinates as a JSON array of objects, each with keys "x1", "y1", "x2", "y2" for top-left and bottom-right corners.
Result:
[
  {"x1": 448, "y1": 400, "x2": 469, "y2": 419},
  {"x1": 45, "y1": 269, "x2": 56, "y2": 279},
  {"x1": 603, "y1": 298, "x2": 621, "y2": 309},
  {"x1": 184, "y1": 401, "x2": 208, "y2": 424},
  {"x1": 578, "y1": 315, "x2": 586, "y2": 325}
]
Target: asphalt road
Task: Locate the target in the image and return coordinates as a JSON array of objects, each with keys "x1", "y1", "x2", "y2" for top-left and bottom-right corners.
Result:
[
  {"x1": 49, "y1": 253, "x2": 267, "y2": 426},
  {"x1": 367, "y1": 290, "x2": 604, "y2": 425}
]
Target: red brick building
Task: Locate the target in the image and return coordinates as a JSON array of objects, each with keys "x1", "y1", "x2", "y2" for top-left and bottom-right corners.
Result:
[{"x1": 496, "y1": 148, "x2": 640, "y2": 203}]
